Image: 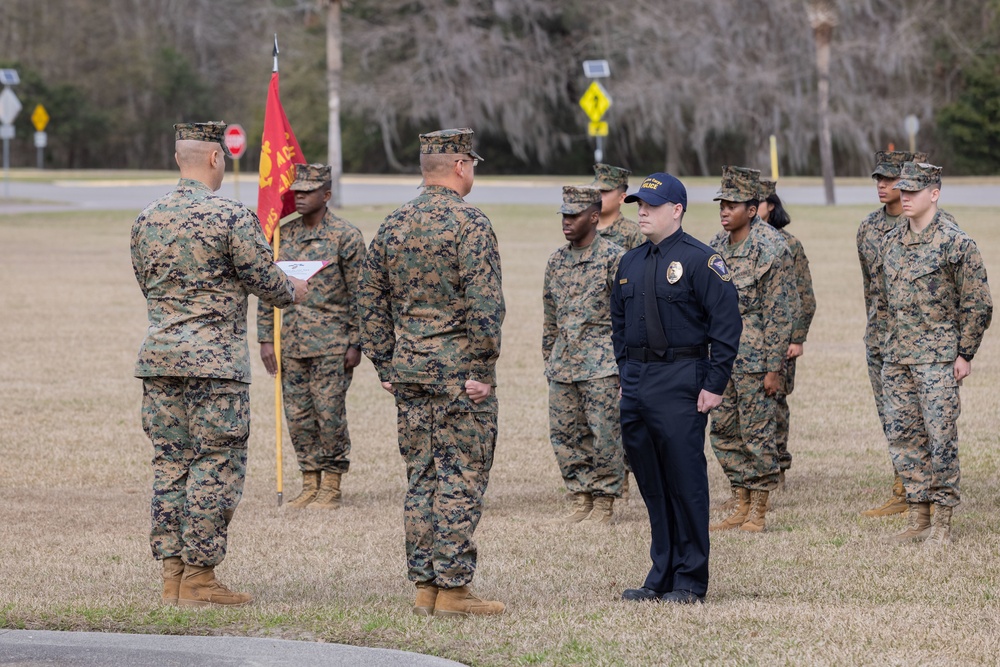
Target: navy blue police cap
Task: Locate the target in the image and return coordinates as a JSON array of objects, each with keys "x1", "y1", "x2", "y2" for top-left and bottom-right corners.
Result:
[{"x1": 623, "y1": 172, "x2": 687, "y2": 211}]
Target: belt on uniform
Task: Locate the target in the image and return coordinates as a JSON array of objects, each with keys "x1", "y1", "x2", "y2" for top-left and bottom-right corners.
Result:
[{"x1": 626, "y1": 345, "x2": 708, "y2": 363}]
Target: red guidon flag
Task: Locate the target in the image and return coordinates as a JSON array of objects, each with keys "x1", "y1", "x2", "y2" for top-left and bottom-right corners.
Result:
[{"x1": 256, "y1": 71, "x2": 303, "y2": 242}]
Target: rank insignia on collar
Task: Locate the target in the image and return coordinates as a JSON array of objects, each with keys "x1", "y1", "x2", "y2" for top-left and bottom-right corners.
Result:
[
  {"x1": 666, "y1": 261, "x2": 683, "y2": 284},
  {"x1": 708, "y1": 254, "x2": 732, "y2": 281}
]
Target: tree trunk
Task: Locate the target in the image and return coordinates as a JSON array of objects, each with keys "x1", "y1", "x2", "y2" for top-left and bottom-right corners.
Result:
[
  {"x1": 810, "y1": 1, "x2": 837, "y2": 205},
  {"x1": 664, "y1": 122, "x2": 681, "y2": 175},
  {"x1": 326, "y1": 0, "x2": 343, "y2": 208}
]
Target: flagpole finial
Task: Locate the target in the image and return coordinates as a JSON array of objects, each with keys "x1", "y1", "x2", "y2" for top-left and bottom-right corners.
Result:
[{"x1": 272, "y1": 34, "x2": 279, "y2": 73}]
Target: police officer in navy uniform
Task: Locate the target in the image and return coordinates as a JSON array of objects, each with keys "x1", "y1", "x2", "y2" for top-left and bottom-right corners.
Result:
[{"x1": 611, "y1": 172, "x2": 742, "y2": 604}]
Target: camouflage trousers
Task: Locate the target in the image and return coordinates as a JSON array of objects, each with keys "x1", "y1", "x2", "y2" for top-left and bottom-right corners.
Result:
[
  {"x1": 882, "y1": 361, "x2": 961, "y2": 507},
  {"x1": 774, "y1": 357, "x2": 797, "y2": 471},
  {"x1": 548, "y1": 376, "x2": 624, "y2": 497},
  {"x1": 394, "y1": 383, "x2": 497, "y2": 589},
  {"x1": 282, "y1": 354, "x2": 353, "y2": 474},
  {"x1": 710, "y1": 372, "x2": 780, "y2": 491},
  {"x1": 141, "y1": 377, "x2": 249, "y2": 567},
  {"x1": 866, "y1": 348, "x2": 889, "y2": 437}
]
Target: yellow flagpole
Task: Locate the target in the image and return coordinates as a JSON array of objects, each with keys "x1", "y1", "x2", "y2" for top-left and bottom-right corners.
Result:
[{"x1": 273, "y1": 222, "x2": 284, "y2": 507}]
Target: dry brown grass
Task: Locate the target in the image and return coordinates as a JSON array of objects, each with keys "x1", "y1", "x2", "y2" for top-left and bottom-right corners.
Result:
[{"x1": 2, "y1": 195, "x2": 1000, "y2": 666}]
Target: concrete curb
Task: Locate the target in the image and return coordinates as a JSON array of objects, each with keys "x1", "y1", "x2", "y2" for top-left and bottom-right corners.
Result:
[{"x1": 0, "y1": 629, "x2": 468, "y2": 667}]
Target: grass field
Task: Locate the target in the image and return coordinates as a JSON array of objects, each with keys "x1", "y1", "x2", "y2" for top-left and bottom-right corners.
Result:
[{"x1": 2, "y1": 193, "x2": 1000, "y2": 666}]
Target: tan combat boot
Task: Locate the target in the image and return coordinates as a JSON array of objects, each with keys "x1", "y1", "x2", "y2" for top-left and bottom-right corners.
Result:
[
  {"x1": 740, "y1": 490, "x2": 770, "y2": 533},
  {"x1": 561, "y1": 492, "x2": 593, "y2": 523},
  {"x1": 861, "y1": 475, "x2": 908, "y2": 517},
  {"x1": 922, "y1": 505, "x2": 953, "y2": 550},
  {"x1": 885, "y1": 502, "x2": 931, "y2": 543},
  {"x1": 161, "y1": 557, "x2": 184, "y2": 606},
  {"x1": 714, "y1": 486, "x2": 739, "y2": 513},
  {"x1": 710, "y1": 487, "x2": 750, "y2": 531},
  {"x1": 177, "y1": 565, "x2": 252, "y2": 607},
  {"x1": 621, "y1": 474, "x2": 630, "y2": 503},
  {"x1": 286, "y1": 470, "x2": 321, "y2": 508},
  {"x1": 433, "y1": 585, "x2": 505, "y2": 617},
  {"x1": 582, "y1": 496, "x2": 615, "y2": 525},
  {"x1": 413, "y1": 582, "x2": 438, "y2": 617},
  {"x1": 309, "y1": 472, "x2": 342, "y2": 509}
]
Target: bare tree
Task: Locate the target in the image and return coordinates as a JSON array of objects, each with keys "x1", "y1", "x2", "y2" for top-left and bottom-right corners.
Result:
[{"x1": 0, "y1": 0, "x2": 988, "y2": 175}]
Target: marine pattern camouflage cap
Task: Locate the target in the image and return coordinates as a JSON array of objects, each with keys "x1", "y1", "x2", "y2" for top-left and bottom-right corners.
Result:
[
  {"x1": 590, "y1": 163, "x2": 631, "y2": 191},
  {"x1": 174, "y1": 121, "x2": 233, "y2": 158},
  {"x1": 419, "y1": 128, "x2": 484, "y2": 161},
  {"x1": 559, "y1": 185, "x2": 601, "y2": 215},
  {"x1": 893, "y1": 162, "x2": 942, "y2": 191},
  {"x1": 290, "y1": 163, "x2": 332, "y2": 191},
  {"x1": 713, "y1": 165, "x2": 760, "y2": 203},
  {"x1": 758, "y1": 178, "x2": 776, "y2": 200},
  {"x1": 871, "y1": 150, "x2": 928, "y2": 179}
]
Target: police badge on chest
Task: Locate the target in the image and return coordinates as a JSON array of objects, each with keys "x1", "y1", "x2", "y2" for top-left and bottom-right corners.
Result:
[{"x1": 667, "y1": 261, "x2": 683, "y2": 284}]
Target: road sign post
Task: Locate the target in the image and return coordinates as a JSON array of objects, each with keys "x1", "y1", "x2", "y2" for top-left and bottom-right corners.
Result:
[
  {"x1": 579, "y1": 79, "x2": 612, "y2": 164},
  {"x1": 224, "y1": 124, "x2": 247, "y2": 202},
  {"x1": 904, "y1": 114, "x2": 920, "y2": 153},
  {"x1": 32, "y1": 104, "x2": 49, "y2": 170},
  {"x1": 0, "y1": 70, "x2": 21, "y2": 197}
]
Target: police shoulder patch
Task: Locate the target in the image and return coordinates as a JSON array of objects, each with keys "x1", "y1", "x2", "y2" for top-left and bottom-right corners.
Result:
[{"x1": 708, "y1": 254, "x2": 732, "y2": 281}]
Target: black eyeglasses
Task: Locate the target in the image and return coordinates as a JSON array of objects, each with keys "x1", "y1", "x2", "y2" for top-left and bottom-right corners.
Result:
[{"x1": 455, "y1": 158, "x2": 479, "y2": 167}]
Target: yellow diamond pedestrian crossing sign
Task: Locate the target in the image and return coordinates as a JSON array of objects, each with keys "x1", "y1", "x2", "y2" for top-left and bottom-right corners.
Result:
[
  {"x1": 588, "y1": 121, "x2": 609, "y2": 137},
  {"x1": 31, "y1": 104, "x2": 49, "y2": 132},
  {"x1": 579, "y1": 81, "x2": 611, "y2": 122}
]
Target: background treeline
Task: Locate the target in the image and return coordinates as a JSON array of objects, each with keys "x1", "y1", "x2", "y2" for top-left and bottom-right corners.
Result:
[{"x1": 1, "y1": 0, "x2": 998, "y2": 175}]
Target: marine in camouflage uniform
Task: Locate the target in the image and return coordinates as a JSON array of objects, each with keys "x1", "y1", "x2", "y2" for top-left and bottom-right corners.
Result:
[
  {"x1": 132, "y1": 122, "x2": 300, "y2": 606},
  {"x1": 758, "y1": 179, "x2": 816, "y2": 476},
  {"x1": 857, "y1": 151, "x2": 928, "y2": 516},
  {"x1": 257, "y1": 164, "x2": 366, "y2": 509},
  {"x1": 708, "y1": 166, "x2": 797, "y2": 533},
  {"x1": 590, "y1": 164, "x2": 643, "y2": 489},
  {"x1": 878, "y1": 162, "x2": 992, "y2": 547},
  {"x1": 544, "y1": 186, "x2": 625, "y2": 524},
  {"x1": 592, "y1": 163, "x2": 646, "y2": 251},
  {"x1": 357, "y1": 128, "x2": 506, "y2": 616}
]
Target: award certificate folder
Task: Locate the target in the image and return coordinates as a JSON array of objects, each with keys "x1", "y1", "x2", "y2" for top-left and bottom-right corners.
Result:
[{"x1": 276, "y1": 261, "x2": 328, "y2": 280}]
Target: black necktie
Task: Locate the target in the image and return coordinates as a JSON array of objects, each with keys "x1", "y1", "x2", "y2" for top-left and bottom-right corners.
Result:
[{"x1": 644, "y1": 246, "x2": 669, "y2": 353}]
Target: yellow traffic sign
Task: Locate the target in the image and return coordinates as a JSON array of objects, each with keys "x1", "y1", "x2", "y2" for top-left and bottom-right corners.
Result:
[
  {"x1": 579, "y1": 81, "x2": 611, "y2": 122},
  {"x1": 588, "y1": 120, "x2": 609, "y2": 137},
  {"x1": 31, "y1": 104, "x2": 49, "y2": 131}
]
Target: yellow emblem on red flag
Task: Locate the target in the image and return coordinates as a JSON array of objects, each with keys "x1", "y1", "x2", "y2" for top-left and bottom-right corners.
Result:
[{"x1": 257, "y1": 71, "x2": 303, "y2": 243}]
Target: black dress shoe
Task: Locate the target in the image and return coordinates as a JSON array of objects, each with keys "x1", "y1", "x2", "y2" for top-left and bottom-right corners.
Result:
[
  {"x1": 660, "y1": 589, "x2": 704, "y2": 604},
  {"x1": 622, "y1": 587, "x2": 662, "y2": 601}
]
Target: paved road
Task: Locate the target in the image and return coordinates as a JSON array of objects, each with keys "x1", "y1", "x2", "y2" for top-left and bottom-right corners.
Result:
[
  {"x1": 3, "y1": 175, "x2": 999, "y2": 216},
  {"x1": 0, "y1": 629, "x2": 467, "y2": 667}
]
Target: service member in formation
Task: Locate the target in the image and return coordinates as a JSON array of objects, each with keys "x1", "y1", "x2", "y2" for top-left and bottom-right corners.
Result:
[
  {"x1": 358, "y1": 128, "x2": 506, "y2": 617},
  {"x1": 592, "y1": 163, "x2": 645, "y2": 251},
  {"x1": 543, "y1": 185, "x2": 625, "y2": 524},
  {"x1": 757, "y1": 179, "x2": 816, "y2": 486},
  {"x1": 708, "y1": 166, "x2": 797, "y2": 533},
  {"x1": 589, "y1": 162, "x2": 644, "y2": 500},
  {"x1": 878, "y1": 162, "x2": 992, "y2": 548},
  {"x1": 258, "y1": 164, "x2": 366, "y2": 510},
  {"x1": 612, "y1": 173, "x2": 741, "y2": 604},
  {"x1": 856, "y1": 150, "x2": 927, "y2": 517},
  {"x1": 131, "y1": 122, "x2": 307, "y2": 607}
]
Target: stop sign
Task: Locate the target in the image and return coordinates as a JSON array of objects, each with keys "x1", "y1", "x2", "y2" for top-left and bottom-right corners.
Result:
[{"x1": 224, "y1": 124, "x2": 247, "y2": 159}]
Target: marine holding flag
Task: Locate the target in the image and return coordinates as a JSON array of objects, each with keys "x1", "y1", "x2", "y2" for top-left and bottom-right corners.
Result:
[
  {"x1": 131, "y1": 122, "x2": 307, "y2": 608},
  {"x1": 257, "y1": 164, "x2": 366, "y2": 511}
]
